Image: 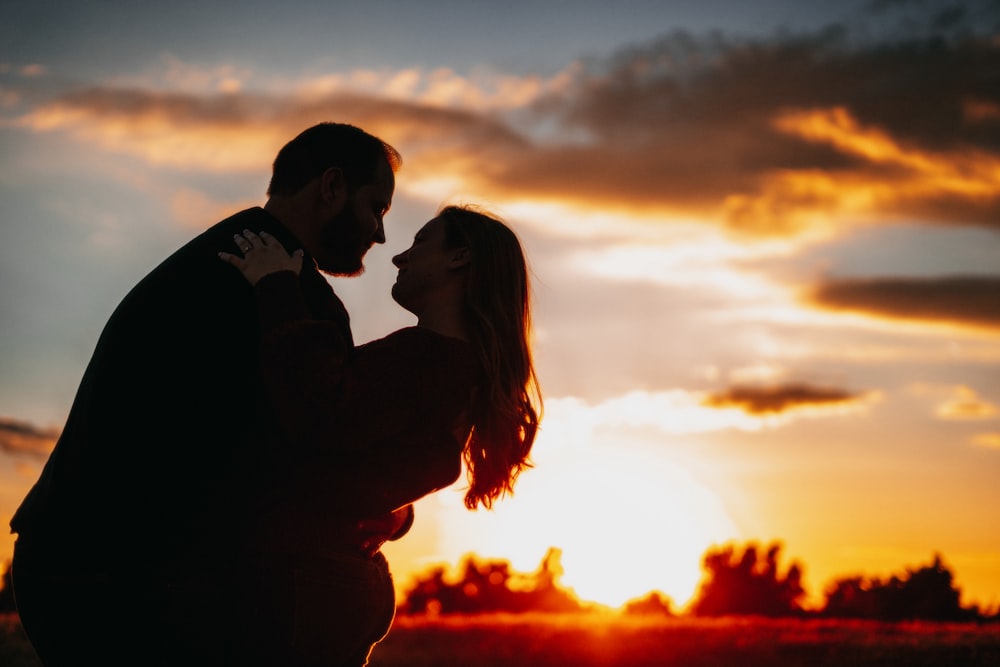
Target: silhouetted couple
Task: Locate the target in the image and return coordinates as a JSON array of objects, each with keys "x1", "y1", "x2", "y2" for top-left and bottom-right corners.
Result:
[{"x1": 10, "y1": 122, "x2": 541, "y2": 666}]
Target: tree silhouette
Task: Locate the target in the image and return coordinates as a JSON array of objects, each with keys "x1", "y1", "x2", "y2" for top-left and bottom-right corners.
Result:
[
  {"x1": 0, "y1": 561, "x2": 14, "y2": 613},
  {"x1": 691, "y1": 541, "x2": 805, "y2": 617},
  {"x1": 822, "y1": 553, "x2": 978, "y2": 621},
  {"x1": 622, "y1": 591, "x2": 674, "y2": 617},
  {"x1": 398, "y1": 547, "x2": 585, "y2": 615}
]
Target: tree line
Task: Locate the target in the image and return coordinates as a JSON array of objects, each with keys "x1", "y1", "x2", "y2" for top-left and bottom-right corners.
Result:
[
  {"x1": 1, "y1": 541, "x2": 995, "y2": 622},
  {"x1": 397, "y1": 541, "x2": 998, "y2": 622}
]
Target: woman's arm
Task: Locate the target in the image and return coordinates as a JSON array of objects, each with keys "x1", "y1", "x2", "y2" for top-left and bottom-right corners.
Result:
[
  {"x1": 280, "y1": 425, "x2": 467, "y2": 518},
  {"x1": 222, "y1": 231, "x2": 471, "y2": 454},
  {"x1": 221, "y1": 231, "x2": 477, "y2": 515},
  {"x1": 264, "y1": 326, "x2": 475, "y2": 451}
]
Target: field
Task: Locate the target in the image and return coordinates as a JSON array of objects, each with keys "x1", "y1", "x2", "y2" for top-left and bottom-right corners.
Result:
[
  {"x1": 373, "y1": 614, "x2": 1000, "y2": 667},
  {"x1": 3, "y1": 612, "x2": 999, "y2": 666}
]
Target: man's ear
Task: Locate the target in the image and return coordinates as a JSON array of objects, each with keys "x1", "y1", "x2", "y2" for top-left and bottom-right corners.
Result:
[
  {"x1": 320, "y1": 167, "x2": 347, "y2": 207},
  {"x1": 449, "y1": 247, "x2": 471, "y2": 270}
]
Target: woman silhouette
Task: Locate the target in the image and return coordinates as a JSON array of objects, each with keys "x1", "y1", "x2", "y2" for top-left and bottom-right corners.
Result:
[{"x1": 220, "y1": 205, "x2": 542, "y2": 666}]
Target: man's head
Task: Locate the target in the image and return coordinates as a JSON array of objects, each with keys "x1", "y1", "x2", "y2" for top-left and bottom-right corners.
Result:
[{"x1": 266, "y1": 122, "x2": 401, "y2": 275}]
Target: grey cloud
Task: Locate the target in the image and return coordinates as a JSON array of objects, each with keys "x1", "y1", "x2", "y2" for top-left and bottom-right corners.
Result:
[
  {"x1": 507, "y1": 24, "x2": 1000, "y2": 226},
  {"x1": 810, "y1": 275, "x2": 1000, "y2": 329},
  {"x1": 13, "y1": 2, "x2": 1000, "y2": 236},
  {"x1": 0, "y1": 417, "x2": 58, "y2": 458}
]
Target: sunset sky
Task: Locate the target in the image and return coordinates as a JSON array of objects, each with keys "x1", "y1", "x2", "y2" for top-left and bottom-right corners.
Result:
[{"x1": 2, "y1": 0, "x2": 999, "y2": 611}]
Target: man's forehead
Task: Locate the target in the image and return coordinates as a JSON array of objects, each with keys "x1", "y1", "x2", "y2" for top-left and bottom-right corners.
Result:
[{"x1": 375, "y1": 158, "x2": 396, "y2": 189}]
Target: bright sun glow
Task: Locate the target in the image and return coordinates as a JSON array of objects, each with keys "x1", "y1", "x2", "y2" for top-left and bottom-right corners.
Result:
[{"x1": 423, "y1": 398, "x2": 742, "y2": 610}]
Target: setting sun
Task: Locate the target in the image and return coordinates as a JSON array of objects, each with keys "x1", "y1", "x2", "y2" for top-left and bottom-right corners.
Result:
[
  {"x1": 399, "y1": 399, "x2": 741, "y2": 610},
  {"x1": 538, "y1": 453, "x2": 739, "y2": 609},
  {"x1": 2, "y1": 4, "x2": 1000, "y2": 666}
]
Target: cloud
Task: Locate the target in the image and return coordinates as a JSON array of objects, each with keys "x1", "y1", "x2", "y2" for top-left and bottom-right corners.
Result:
[
  {"x1": 8, "y1": 13, "x2": 1000, "y2": 238},
  {"x1": 293, "y1": 65, "x2": 577, "y2": 111},
  {"x1": 0, "y1": 417, "x2": 58, "y2": 458},
  {"x1": 170, "y1": 188, "x2": 257, "y2": 229},
  {"x1": 972, "y1": 433, "x2": 1000, "y2": 450},
  {"x1": 724, "y1": 106, "x2": 1000, "y2": 234},
  {"x1": 13, "y1": 88, "x2": 295, "y2": 171},
  {"x1": 701, "y1": 383, "x2": 872, "y2": 416},
  {"x1": 809, "y1": 276, "x2": 1000, "y2": 331},
  {"x1": 10, "y1": 85, "x2": 533, "y2": 189},
  {"x1": 542, "y1": 385, "x2": 875, "y2": 441},
  {"x1": 936, "y1": 386, "x2": 998, "y2": 420}
]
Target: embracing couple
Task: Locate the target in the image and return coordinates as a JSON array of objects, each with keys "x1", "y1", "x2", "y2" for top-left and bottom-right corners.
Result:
[{"x1": 9, "y1": 123, "x2": 541, "y2": 666}]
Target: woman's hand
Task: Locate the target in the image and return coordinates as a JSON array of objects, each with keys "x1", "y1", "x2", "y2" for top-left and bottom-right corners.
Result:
[{"x1": 218, "y1": 230, "x2": 304, "y2": 286}]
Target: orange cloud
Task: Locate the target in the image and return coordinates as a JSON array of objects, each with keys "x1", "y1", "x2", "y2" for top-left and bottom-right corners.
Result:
[
  {"x1": 809, "y1": 276, "x2": 1000, "y2": 332},
  {"x1": 702, "y1": 383, "x2": 871, "y2": 416},
  {"x1": 972, "y1": 433, "x2": 1000, "y2": 450},
  {"x1": 773, "y1": 106, "x2": 1000, "y2": 204},
  {"x1": 723, "y1": 105, "x2": 1000, "y2": 235},
  {"x1": 936, "y1": 387, "x2": 998, "y2": 421},
  {"x1": 10, "y1": 25, "x2": 1000, "y2": 238},
  {"x1": 13, "y1": 87, "x2": 533, "y2": 187},
  {"x1": 0, "y1": 417, "x2": 59, "y2": 458},
  {"x1": 17, "y1": 88, "x2": 292, "y2": 171}
]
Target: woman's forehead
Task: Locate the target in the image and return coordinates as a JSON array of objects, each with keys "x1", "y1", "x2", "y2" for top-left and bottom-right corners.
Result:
[{"x1": 418, "y1": 216, "x2": 446, "y2": 235}]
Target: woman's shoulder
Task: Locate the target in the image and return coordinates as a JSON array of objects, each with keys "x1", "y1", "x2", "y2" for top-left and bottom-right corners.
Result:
[
  {"x1": 366, "y1": 326, "x2": 470, "y2": 349},
  {"x1": 358, "y1": 327, "x2": 477, "y2": 374}
]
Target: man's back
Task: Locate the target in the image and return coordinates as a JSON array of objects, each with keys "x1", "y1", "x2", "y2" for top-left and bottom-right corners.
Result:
[{"x1": 11, "y1": 207, "x2": 352, "y2": 572}]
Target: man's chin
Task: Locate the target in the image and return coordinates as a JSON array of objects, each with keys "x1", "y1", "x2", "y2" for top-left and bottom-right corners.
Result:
[
  {"x1": 315, "y1": 256, "x2": 365, "y2": 277},
  {"x1": 320, "y1": 265, "x2": 365, "y2": 278}
]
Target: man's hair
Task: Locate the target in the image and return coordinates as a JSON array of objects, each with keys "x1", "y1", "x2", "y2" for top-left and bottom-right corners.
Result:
[{"x1": 267, "y1": 122, "x2": 402, "y2": 197}]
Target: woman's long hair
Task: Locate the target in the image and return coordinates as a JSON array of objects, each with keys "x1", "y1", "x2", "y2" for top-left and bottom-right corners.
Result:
[{"x1": 440, "y1": 205, "x2": 542, "y2": 510}]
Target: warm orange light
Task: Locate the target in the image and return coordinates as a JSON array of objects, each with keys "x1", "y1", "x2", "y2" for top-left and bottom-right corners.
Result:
[
  {"x1": 723, "y1": 105, "x2": 1000, "y2": 235},
  {"x1": 548, "y1": 457, "x2": 738, "y2": 609},
  {"x1": 773, "y1": 106, "x2": 1000, "y2": 199},
  {"x1": 19, "y1": 99, "x2": 286, "y2": 172},
  {"x1": 421, "y1": 397, "x2": 742, "y2": 610},
  {"x1": 972, "y1": 433, "x2": 1000, "y2": 450},
  {"x1": 936, "y1": 386, "x2": 999, "y2": 420}
]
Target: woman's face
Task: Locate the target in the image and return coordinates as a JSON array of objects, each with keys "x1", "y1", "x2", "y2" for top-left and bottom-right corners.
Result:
[{"x1": 390, "y1": 216, "x2": 463, "y2": 315}]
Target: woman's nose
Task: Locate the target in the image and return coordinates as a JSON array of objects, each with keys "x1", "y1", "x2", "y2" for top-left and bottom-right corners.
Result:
[{"x1": 392, "y1": 251, "x2": 405, "y2": 267}]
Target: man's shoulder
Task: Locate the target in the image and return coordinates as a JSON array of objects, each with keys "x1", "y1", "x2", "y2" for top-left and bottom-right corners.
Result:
[
  {"x1": 183, "y1": 207, "x2": 276, "y2": 249},
  {"x1": 138, "y1": 208, "x2": 273, "y2": 276},
  {"x1": 112, "y1": 208, "x2": 272, "y2": 312}
]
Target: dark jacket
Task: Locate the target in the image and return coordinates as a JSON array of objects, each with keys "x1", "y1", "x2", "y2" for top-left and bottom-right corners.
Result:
[{"x1": 10, "y1": 207, "x2": 351, "y2": 577}]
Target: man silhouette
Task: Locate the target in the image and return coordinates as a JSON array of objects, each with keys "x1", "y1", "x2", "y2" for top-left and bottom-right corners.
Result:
[{"x1": 10, "y1": 122, "x2": 403, "y2": 666}]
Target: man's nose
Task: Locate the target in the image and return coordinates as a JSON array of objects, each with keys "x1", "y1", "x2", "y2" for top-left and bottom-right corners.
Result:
[
  {"x1": 373, "y1": 220, "x2": 386, "y2": 245},
  {"x1": 392, "y1": 251, "x2": 405, "y2": 267}
]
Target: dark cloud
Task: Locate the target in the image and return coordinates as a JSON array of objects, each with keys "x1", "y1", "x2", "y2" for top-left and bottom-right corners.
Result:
[
  {"x1": 13, "y1": 2, "x2": 1000, "y2": 236},
  {"x1": 865, "y1": 0, "x2": 998, "y2": 41},
  {"x1": 502, "y1": 23, "x2": 1000, "y2": 231},
  {"x1": 0, "y1": 417, "x2": 58, "y2": 458},
  {"x1": 462, "y1": 15, "x2": 1000, "y2": 233},
  {"x1": 703, "y1": 383, "x2": 864, "y2": 415},
  {"x1": 810, "y1": 276, "x2": 1000, "y2": 329}
]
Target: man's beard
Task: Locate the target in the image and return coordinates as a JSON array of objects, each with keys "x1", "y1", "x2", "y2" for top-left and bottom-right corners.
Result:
[{"x1": 316, "y1": 206, "x2": 368, "y2": 277}]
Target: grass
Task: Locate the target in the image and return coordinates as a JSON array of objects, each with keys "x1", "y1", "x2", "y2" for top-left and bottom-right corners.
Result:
[
  {"x1": 368, "y1": 613, "x2": 1000, "y2": 667},
  {"x1": 0, "y1": 614, "x2": 41, "y2": 667},
  {"x1": 2, "y1": 611, "x2": 998, "y2": 666}
]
